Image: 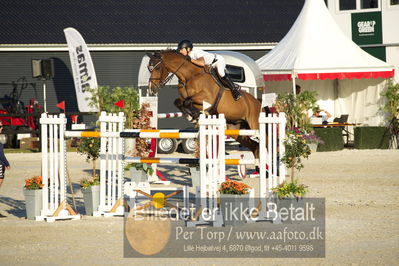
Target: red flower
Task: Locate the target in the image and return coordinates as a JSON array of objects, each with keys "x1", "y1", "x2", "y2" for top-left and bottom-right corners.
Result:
[{"x1": 24, "y1": 176, "x2": 43, "y2": 190}]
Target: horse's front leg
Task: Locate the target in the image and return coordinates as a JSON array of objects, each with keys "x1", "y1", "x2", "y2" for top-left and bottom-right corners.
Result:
[
  {"x1": 182, "y1": 97, "x2": 201, "y2": 124},
  {"x1": 174, "y1": 98, "x2": 197, "y2": 123},
  {"x1": 187, "y1": 90, "x2": 216, "y2": 120}
]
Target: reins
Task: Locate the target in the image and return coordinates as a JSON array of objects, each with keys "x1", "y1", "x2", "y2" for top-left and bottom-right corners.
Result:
[{"x1": 149, "y1": 58, "x2": 186, "y2": 90}]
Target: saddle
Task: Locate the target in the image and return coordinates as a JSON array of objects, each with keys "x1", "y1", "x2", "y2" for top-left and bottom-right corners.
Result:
[
  {"x1": 206, "y1": 66, "x2": 241, "y2": 90},
  {"x1": 203, "y1": 66, "x2": 241, "y2": 116}
]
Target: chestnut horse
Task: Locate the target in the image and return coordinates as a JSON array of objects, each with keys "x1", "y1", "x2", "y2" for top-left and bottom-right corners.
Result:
[{"x1": 147, "y1": 50, "x2": 262, "y2": 157}]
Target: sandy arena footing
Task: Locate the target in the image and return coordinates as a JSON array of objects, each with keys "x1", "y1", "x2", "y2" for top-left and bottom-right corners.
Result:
[{"x1": 0, "y1": 149, "x2": 398, "y2": 265}]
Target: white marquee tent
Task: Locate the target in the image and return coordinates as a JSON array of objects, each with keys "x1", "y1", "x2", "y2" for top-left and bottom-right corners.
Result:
[{"x1": 256, "y1": 0, "x2": 395, "y2": 126}]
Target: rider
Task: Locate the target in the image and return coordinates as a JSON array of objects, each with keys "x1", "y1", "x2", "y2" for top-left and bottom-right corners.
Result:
[{"x1": 177, "y1": 40, "x2": 242, "y2": 101}]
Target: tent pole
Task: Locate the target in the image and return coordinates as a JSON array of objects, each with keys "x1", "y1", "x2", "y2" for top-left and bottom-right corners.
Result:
[{"x1": 292, "y1": 71, "x2": 298, "y2": 128}]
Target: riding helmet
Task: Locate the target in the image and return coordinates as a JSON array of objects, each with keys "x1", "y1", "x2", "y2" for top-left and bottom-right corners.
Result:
[{"x1": 177, "y1": 40, "x2": 193, "y2": 50}]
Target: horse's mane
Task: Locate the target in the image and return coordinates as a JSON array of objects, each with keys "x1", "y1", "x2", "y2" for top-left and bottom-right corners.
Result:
[
  {"x1": 159, "y1": 49, "x2": 203, "y2": 70},
  {"x1": 164, "y1": 49, "x2": 181, "y2": 55},
  {"x1": 154, "y1": 49, "x2": 182, "y2": 58}
]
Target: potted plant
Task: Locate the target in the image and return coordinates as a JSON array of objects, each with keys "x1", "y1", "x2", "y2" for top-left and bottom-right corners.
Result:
[
  {"x1": 272, "y1": 180, "x2": 308, "y2": 200},
  {"x1": 80, "y1": 175, "x2": 100, "y2": 215},
  {"x1": 272, "y1": 181, "x2": 308, "y2": 220},
  {"x1": 303, "y1": 131, "x2": 324, "y2": 152},
  {"x1": 275, "y1": 128, "x2": 311, "y2": 205},
  {"x1": 77, "y1": 137, "x2": 100, "y2": 179},
  {"x1": 23, "y1": 176, "x2": 44, "y2": 220},
  {"x1": 272, "y1": 91, "x2": 317, "y2": 199},
  {"x1": 125, "y1": 162, "x2": 154, "y2": 183},
  {"x1": 188, "y1": 163, "x2": 200, "y2": 188},
  {"x1": 77, "y1": 138, "x2": 101, "y2": 215},
  {"x1": 218, "y1": 179, "x2": 252, "y2": 226}
]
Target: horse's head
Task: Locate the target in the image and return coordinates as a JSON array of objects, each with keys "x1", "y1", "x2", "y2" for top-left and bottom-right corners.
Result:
[{"x1": 147, "y1": 51, "x2": 170, "y2": 96}]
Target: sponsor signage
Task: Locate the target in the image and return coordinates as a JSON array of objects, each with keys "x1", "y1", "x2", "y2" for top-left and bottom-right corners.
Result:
[
  {"x1": 351, "y1": 12, "x2": 385, "y2": 61},
  {"x1": 64, "y1": 27, "x2": 99, "y2": 112}
]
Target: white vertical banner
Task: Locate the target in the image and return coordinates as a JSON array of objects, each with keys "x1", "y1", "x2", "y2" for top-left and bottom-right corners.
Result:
[{"x1": 64, "y1": 27, "x2": 99, "y2": 112}]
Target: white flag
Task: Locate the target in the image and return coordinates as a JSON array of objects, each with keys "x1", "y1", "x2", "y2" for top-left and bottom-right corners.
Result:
[
  {"x1": 203, "y1": 100, "x2": 212, "y2": 111},
  {"x1": 64, "y1": 27, "x2": 98, "y2": 112}
]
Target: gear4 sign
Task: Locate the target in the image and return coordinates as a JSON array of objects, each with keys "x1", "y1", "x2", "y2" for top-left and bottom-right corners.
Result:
[
  {"x1": 351, "y1": 12, "x2": 385, "y2": 61},
  {"x1": 357, "y1": 20, "x2": 376, "y2": 35},
  {"x1": 352, "y1": 12, "x2": 382, "y2": 44}
]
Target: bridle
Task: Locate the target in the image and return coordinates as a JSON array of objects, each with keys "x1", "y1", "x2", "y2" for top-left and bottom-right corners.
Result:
[{"x1": 148, "y1": 57, "x2": 186, "y2": 91}]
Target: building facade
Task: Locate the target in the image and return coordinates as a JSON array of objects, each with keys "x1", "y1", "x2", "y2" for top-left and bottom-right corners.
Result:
[
  {"x1": 0, "y1": 0, "x2": 397, "y2": 119},
  {"x1": 327, "y1": 0, "x2": 399, "y2": 81},
  {"x1": 0, "y1": 0, "x2": 305, "y2": 115}
]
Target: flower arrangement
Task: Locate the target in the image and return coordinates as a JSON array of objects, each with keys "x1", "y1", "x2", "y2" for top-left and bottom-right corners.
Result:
[
  {"x1": 218, "y1": 179, "x2": 252, "y2": 195},
  {"x1": 272, "y1": 181, "x2": 308, "y2": 199},
  {"x1": 24, "y1": 176, "x2": 44, "y2": 190},
  {"x1": 124, "y1": 103, "x2": 157, "y2": 176},
  {"x1": 303, "y1": 131, "x2": 324, "y2": 145},
  {"x1": 80, "y1": 175, "x2": 100, "y2": 190},
  {"x1": 129, "y1": 102, "x2": 152, "y2": 156}
]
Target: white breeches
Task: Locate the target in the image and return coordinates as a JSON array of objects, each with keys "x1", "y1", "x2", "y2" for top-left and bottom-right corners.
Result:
[{"x1": 213, "y1": 55, "x2": 226, "y2": 77}]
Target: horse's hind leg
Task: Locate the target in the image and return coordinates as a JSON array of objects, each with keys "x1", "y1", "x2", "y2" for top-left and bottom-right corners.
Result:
[
  {"x1": 226, "y1": 122, "x2": 260, "y2": 159},
  {"x1": 233, "y1": 135, "x2": 260, "y2": 158},
  {"x1": 245, "y1": 112, "x2": 261, "y2": 158}
]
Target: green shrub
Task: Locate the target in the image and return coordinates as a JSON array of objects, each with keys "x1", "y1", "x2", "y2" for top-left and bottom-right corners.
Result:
[{"x1": 272, "y1": 181, "x2": 308, "y2": 199}]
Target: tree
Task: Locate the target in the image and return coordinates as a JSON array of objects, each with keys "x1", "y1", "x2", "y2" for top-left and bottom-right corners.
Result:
[
  {"x1": 78, "y1": 86, "x2": 141, "y2": 177},
  {"x1": 381, "y1": 80, "x2": 399, "y2": 148},
  {"x1": 77, "y1": 137, "x2": 100, "y2": 178},
  {"x1": 274, "y1": 91, "x2": 318, "y2": 131},
  {"x1": 85, "y1": 86, "x2": 154, "y2": 175},
  {"x1": 86, "y1": 86, "x2": 140, "y2": 127},
  {"x1": 273, "y1": 91, "x2": 318, "y2": 181}
]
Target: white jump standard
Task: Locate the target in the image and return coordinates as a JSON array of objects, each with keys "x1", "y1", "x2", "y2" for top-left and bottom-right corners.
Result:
[{"x1": 38, "y1": 114, "x2": 80, "y2": 222}]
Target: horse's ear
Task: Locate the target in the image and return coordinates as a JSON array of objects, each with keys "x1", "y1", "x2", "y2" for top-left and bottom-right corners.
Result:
[
  {"x1": 154, "y1": 51, "x2": 161, "y2": 58},
  {"x1": 145, "y1": 51, "x2": 155, "y2": 58},
  {"x1": 146, "y1": 51, "x2": 162, "y2": 59}
]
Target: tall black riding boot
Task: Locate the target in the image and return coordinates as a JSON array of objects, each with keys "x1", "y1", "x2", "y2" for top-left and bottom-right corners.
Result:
[{"x1": 221, "y1": 75, "x2": 241, "y2": 101}]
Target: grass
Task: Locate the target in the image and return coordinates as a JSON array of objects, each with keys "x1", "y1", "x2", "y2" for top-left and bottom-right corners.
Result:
[{"x1": 5, "y1": 148, "x2": 38, "y2": 153}]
